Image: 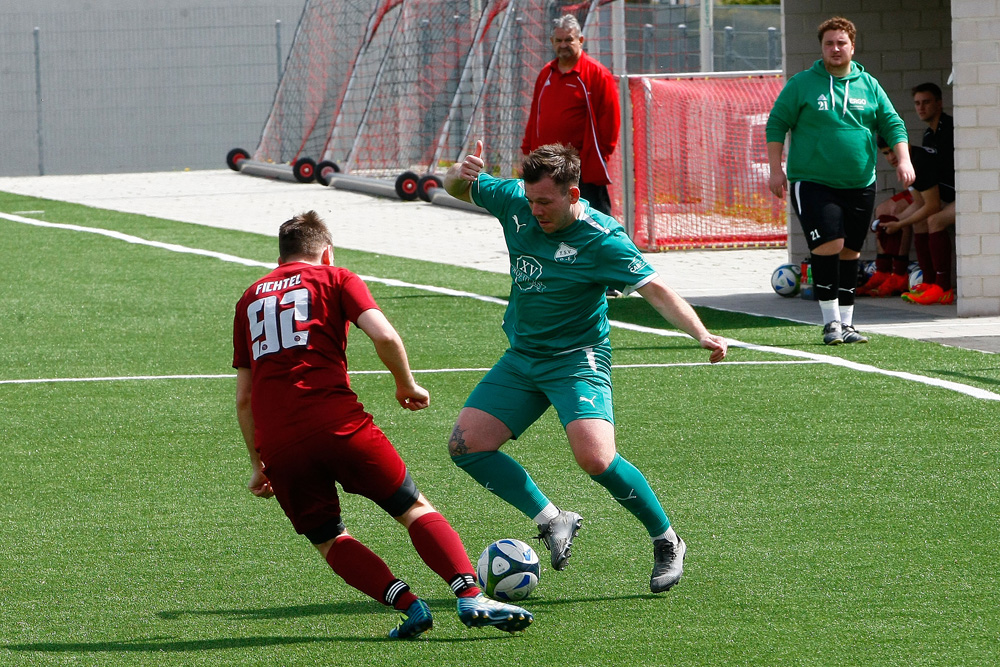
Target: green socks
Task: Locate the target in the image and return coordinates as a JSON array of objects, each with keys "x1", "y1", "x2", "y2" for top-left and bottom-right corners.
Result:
[
  {"x1": 453, "y1": 450, "x2": 671, "y2": 538},
  {"x1": 590, "y1": 453, "x2": 671, "y2": 537},
  {"x1": 452, "y1": 451, "x2": 551, "y2": 519}
]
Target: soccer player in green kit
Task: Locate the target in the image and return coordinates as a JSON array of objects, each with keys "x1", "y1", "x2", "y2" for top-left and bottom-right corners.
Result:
[{"x1": 443, "y1": 141, "x2": 728, "y2": 593}]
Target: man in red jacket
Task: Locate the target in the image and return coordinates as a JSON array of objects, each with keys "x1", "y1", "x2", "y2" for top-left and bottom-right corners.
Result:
[{"x1": 521, "y1": 14, "x2": 620, "y2": 217}]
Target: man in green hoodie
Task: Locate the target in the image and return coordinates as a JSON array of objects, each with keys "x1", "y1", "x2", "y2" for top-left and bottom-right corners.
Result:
[{"x1": 766, "y1": 16, "x2": 915, "y2": 345}]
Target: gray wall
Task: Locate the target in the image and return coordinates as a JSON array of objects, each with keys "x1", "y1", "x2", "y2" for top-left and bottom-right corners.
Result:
[
  {"x1": 781, "y1": 0, "x2": 999, "y2": 317},
  {"x1": 1, "y1": 1, "x2": 304, "y2": 176}
]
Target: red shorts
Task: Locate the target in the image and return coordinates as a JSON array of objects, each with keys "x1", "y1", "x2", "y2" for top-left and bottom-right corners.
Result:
[{"x1": 260, "y1": 417, "x2": 407, "y2": 536}]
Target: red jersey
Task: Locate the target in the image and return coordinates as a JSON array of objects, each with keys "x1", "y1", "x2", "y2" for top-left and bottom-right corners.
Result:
[
  {"x1": 232, "y1": 262, "x2": 380, "y2": 453},
  {"x1": 521, "y1": 51, "x2": 620, "y2": 186}
]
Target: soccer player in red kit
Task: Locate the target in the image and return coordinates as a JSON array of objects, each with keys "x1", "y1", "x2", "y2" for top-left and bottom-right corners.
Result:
[{"x1": 233, "y1": 211, "x2": 532, "y2": 639}]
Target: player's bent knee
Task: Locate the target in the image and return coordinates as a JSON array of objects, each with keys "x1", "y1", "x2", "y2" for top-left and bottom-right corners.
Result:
[
  {"x1": 305, "y1": 517, "x2": 347, "y2": 546},
  {"x1": 574, "y1": 452, "x2": 613, "y2": 476},
  {"x1": 393, "y1": 494, "x2": 436, "y2": 527},
  {"x1": 377, "y1": 471, "x2": 421, "y2": 518}
]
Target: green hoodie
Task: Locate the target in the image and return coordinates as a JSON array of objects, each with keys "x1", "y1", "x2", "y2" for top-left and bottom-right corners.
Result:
[{"x1": 766, "y1": 59, "x2": 908, "y2": 189}]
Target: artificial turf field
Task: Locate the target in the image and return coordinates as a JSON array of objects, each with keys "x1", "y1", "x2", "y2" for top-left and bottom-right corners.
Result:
[{"x1": 2, "y1": 192, "x2": 998, "y2": 666}]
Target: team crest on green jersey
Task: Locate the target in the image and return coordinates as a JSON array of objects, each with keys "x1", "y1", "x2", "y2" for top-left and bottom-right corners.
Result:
[
  {"x1": 554, "y1": 243, "x2": 578, "y2": 264},
  {"x1": 513, "y1": 255, "x2": 546, "y2": 292}
]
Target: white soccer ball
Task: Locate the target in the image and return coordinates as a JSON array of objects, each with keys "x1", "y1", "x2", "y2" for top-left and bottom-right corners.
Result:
[
  {"x1": 476, "y1": 538, "x2": 540, "y2": 602},
  {"x1": 909, "y1": 265, "x2": 924, "y2": 290},
  {"x1": 770, "y1": 263, "x2": 801, "y2": 297}
]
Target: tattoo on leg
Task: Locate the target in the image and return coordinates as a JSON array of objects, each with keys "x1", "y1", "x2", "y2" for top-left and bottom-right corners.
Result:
[{"x1": 448, "y1": 425, "x2": 468, "y2": 457}]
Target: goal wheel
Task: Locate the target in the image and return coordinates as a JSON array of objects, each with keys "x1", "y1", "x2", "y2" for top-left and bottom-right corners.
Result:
[
  {"x1": 316, "y1": 160, "x2": 341, "y2": 186},
  {"x1": 395, "y1": 171, "x2": 420, "y2": 201},
  {"x1": 226, "y1": 147, "x2": 249, "y2": 171},
  {"x1": 416, "y1": 174, "x2": 443, "y2": 202},
  {"x1": 293, "y1": 157, "x2": 317, "y2": 183}
]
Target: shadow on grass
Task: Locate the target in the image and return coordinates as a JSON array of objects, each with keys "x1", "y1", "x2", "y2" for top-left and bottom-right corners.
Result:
[
  {"x1": 2, "y1": 632, "x2": 510, "y2": 653},
  {"x1": 4, "y1": 594, "x2": 664, "y2": 654}
]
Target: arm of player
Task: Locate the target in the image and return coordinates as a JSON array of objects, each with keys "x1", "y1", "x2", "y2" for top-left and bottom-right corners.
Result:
[
  {"x1": 766, "y1": 141, "x2": 787, "y2": 199},
  {"x1": 444, "y1": 140, "x2": 485, "y2": 203},
  {"x1": 637, "y1": 279, "x2": 728, "y2": 364},
  {"x1": 356, "y1": 308, "x2": 430, "y2": 411},
  {"x1": 236, "y1": 367, "x2": 274, "y2": 498},
  {"x1": 892, "y1": 142, "x2": 915, "y2": 188},
  {"x1": 881, "y1": 186, "x2": 940, "y2": 233}
]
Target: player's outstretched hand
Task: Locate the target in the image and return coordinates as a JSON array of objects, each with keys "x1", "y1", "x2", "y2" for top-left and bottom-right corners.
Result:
[
  {"x1": 397, "y1": 382, "x2": 430, "y2": 411},
  {"x1": 248, "y1": 467, "x2": 274, "y2": 498},
  {"x1": 457, "y1": 140, "x2": 485, "y2": 182},
  {"x1": 700, "y1": 334, "x2": 728, "y2": 364}
]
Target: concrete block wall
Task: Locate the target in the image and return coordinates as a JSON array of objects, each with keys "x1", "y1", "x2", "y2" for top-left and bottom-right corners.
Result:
[
  {"x1": 781, "y1": 1, "x2": 998, "y2": 316},
  {"x1": 951, "y1": 0, "x2": 1000, "y2": 315}
]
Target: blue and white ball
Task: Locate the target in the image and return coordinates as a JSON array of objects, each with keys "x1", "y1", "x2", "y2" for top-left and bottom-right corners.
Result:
[
  {"x1": 860, "y1": 260, "x2": 877, "y2": 282},
  {"x1": 476, "y1": 539, "x2": 540, "y2": 602},
  {"x1": 770, "y1": 263, "x2": 801, "y2": 297},
  {"x1": 909, "y1": 265, "x2": 924, "y2": 290}
]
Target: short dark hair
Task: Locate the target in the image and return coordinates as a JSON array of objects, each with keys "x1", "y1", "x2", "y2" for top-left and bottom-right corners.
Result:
[
  {"x1": 911, "y1": 82, "x2": 942, "y2": 100},
  {"x1": 278, "y1": 210, "x2": 333, "y2": 261},
  {"x1": 876, "y1": 135, "x2": 889, "y2": 150},
  {"x1": 520, "y1": 144, "x2": 581, "y2": 192},
  {"x1": 817, "y1": 17, "x2": 856, "y2": 45}
]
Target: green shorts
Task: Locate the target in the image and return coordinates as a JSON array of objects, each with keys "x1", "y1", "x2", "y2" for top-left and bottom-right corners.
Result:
[{"x1": 465, "y1": 343, "x2": 614, "y2": 437}]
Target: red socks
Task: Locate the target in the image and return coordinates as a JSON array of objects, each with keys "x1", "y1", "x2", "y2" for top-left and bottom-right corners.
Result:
[
  {"x1": 913, "y1": 233, "x2": 935, "y2": 286},
  {"x1": 407, "y1": 512, "x2": 480, "y2": 598},
  {"x1": 928, "y1": 231, "x2": 953, "y2": 291},
  {"x1": 325, "y1": 535, "x2": 418, "y2": 610}
]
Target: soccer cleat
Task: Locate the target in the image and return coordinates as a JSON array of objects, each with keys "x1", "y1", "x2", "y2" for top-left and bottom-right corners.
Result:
[
  {"x1": 904, "y1": 283, "x2": 953, "y2": 305},
  {"x1": 456, "y1": 594, "x2": 533, "y2": 633},
  {"x1": 841, "y1": 324, "x2": 869, "y2": 344},
  {"x1": 388, "y1": 599, "x2": 433, "y2": 640},
  {"x1": 869, "y1": 272, "x2": 908, "y2": 297},
  {"x1": 822, "y1": 321, "x2": 843, "y2": 346},
  {"x1": 856, "y1": 270, "x2": 890, "y2": 296},
  {"x1": 535, "y1": 510, "x2": 583, "y2": 570},
  {"x1": 906, "y1": 282, "x2": 934, "y2": 296},
  {"x1": 650, "y1": 536, "x2": 687, "y2": 593}
]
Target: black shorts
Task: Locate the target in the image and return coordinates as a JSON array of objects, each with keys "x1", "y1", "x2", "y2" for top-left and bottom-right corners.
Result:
[{"x1": 790, "y1": 181, "x2": 876, "y2": 252}]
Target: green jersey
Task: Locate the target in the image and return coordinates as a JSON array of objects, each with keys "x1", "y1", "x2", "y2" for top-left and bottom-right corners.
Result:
[
  {"x1": 471, "y1": 173, "x2": 658, "y2": 356},
  {"x1": 766, "y1": 59, "x2": 908, "y2": 189}
]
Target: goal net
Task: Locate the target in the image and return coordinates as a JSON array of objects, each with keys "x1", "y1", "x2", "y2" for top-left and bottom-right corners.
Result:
[
  {"x1": 629, "y1": 73, "x2": 786, "y2": 249},
  {"x1": 254, "y1": 0, "x2": 383, "y2": 166},
  {"x1": 246, "y1": 0, "x2": 787, "y2": 248}
]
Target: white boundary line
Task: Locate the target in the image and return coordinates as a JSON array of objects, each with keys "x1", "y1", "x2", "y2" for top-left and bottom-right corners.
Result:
[
  {"x1": 0, "y1": 361, "x2": 824, "y2": 386},
  {"x1": 3, "y1": 212, "x2": 998, "y2": 402}
]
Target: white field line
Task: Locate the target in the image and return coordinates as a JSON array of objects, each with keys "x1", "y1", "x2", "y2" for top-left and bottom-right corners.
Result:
[
  {"x1": 0, "y1": 360, "x2": 824, "y2": 386},
  {"x1": 3, "y1": 212, "x2": 999, "y2": 402}
]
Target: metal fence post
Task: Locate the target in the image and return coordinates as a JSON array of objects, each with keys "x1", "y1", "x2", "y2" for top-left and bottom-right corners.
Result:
[
  {"x1": 34, "y1": 27, "x2": 44, "y2": 176},
  {"x1": 724, "y1": 26, "x2": 734, "y2": 71},
  {"x1": 768, "y1": 27, "x2": 779, "y2": 70},
  {"x1": 275, "y1": 20, "x2": 283, "y2": 82},
  {"x1": 642, "y1": 24, "x2": 655, "y2": 74},
  {"x1": 675, "y1": 24, "x2": 686, "y2": 73}
]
